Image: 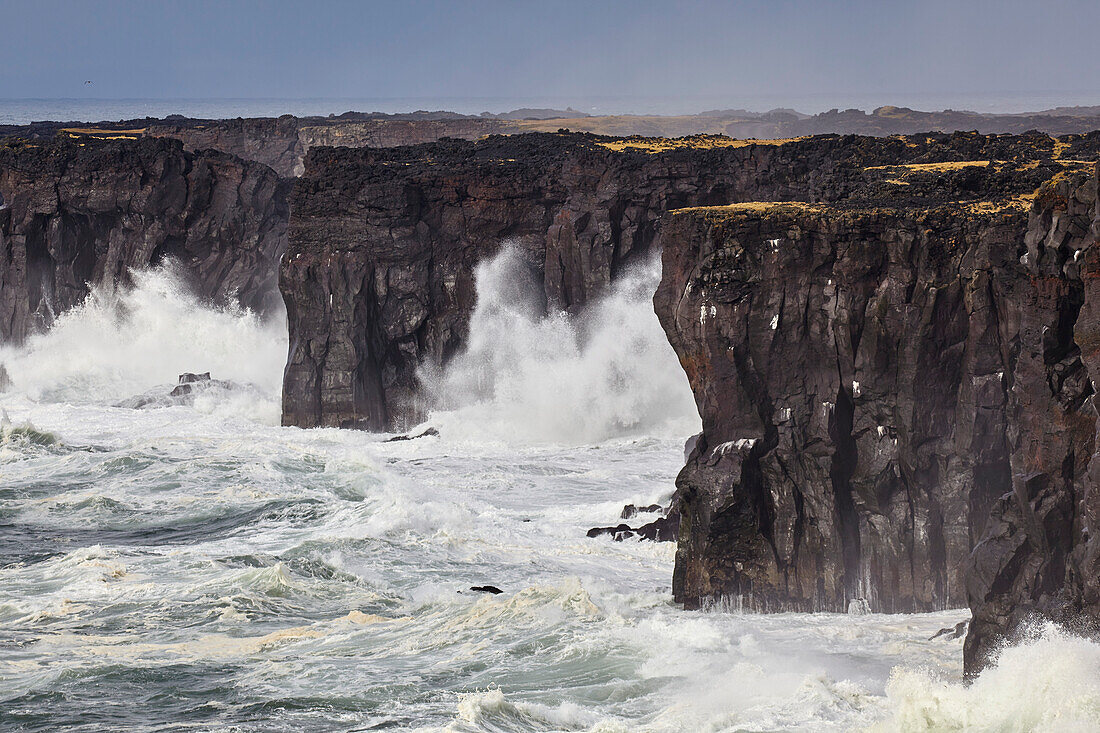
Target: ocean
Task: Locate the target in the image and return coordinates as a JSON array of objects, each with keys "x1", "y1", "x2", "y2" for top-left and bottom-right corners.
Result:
[{"x1": 2, "y1": 250, "x2": 1098, "y2": 732}]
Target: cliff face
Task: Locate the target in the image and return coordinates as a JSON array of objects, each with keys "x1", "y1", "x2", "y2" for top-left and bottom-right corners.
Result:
[
  {"x1": 655, "y1": 202, "x2": 1028, "y2": 615},
  {"x1": 146, "y1": 117, "x2": 511, "y2": 177},
  {"x1": 0, "y1": 136, "x2": 289, "y2": 343},
  {"x1": 280, "y1": 131, "x2": 1080, "y2": 431},
  {"x1": 654, "y1": 163, "x2": 1100, "y2": 673},
  {"x1": 964, "y1": 167, "x2": 1100, "y2": 672},
  {"x1": 145, "y1": 116, "x2": 306, "y2": 178}
]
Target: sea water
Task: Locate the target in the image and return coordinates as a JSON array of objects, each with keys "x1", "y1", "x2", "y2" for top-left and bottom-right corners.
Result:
[{"x1": 1, "y1": 257, "x2": 1098, "y2": 732}]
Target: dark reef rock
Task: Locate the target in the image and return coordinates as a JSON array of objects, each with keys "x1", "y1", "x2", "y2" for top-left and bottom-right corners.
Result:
[
  {"x1": 469, "y1": 585, "x2": 504, "y2": 594},
  {"x1": 930, "y1": 620, "x2": 970, "y2": 641},
  {"x1": 280, "y1": 130, "x2": 1095, "y2": 431},
  {"x1": 621, "y1": 503, "x2": 664, "y2": 519},
  {"x1": 384, "y1": 427, "x2": 440, "y2": 442},
  {"x1": 654, "y1": 162, "x2": 1100, "y2": 673},
  {"x1": 117, "y1": 372, "x2": 251, "y2": 409},
  {"x1": 0, "y1": 136, "x2": 290, "y2": 343},
  {"x1": 587, "y1": 509, "x2": 680, "y2": 543}
]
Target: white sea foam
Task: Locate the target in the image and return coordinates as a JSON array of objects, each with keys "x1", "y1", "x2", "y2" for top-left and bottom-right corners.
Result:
[
  {"x1": 0, "y1": 265, "x2": 286, "y2": 417},
  {"x1": 1, "y1": 255, "x2": 1099, "y2": 731},
  {"x1": 876, "y1": 622, "x2": 1100, "y2": 732},
  {"x1": 423, "y1": 246, "x2": 700, "y2": 444}
]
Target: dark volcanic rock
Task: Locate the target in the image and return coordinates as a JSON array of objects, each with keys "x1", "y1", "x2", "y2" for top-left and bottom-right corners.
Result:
[
  {"x1": 145, "y1": 116, "x2": 307, "y2": 178},
  {"x1": 469, "y1": 585, "x2": 503, "y2": 594},
  {"x1": 963, "y1": 166, "x2": 1100, "y2": 674},
  {"x1": 384, "y1": 427, "x2": 440, "y2": 442},
  {"x1": 145, "y1": 116, "x2": 513, "y2": 177},
  {"x1": 0, "y1": 136, "x2": 290, "y2": 343},
  {"x1": 656, "y1": 200, "x2": 1030, "y2": 614},
  {"x1": 621, "y1": 503, "x2": 663, "y2": 519},
  {"x1": 281, "y1": 130, "x2": 1082, "y2": 431},
  {"x1": 587, "y1": 510, "x2": 680, "y2": 542},
  {"x1": 654, "y1": 162, "x2": 1100, "y2": 672}
]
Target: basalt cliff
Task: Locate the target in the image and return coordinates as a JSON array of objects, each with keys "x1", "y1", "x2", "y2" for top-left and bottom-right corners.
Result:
[
  {"x1": 281, "y1": 127, "x2": 1100, "y2": 673},
  {"x1": 5, "y1": 121, "x2": 1099, "y2": 676},
  {"x1": 280, "y1": 130, "x2": 1088, "y2": 431},
  {"x1": 0, "y1": 136, "x2": 289, "y2": 343},
  {"x1": 654, "y1": 156, "x2": 1100, "y2": 673}
]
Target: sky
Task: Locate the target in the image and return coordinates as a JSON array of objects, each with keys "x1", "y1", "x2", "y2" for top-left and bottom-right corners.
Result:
[{"x1": 2, "y1": 0, "x2": 1099, "y2": 114}]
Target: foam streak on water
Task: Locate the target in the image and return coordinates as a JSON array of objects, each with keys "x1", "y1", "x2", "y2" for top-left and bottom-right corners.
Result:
[{"x1": 0, "y1": 265, "x2": 1098, "y2": 732}]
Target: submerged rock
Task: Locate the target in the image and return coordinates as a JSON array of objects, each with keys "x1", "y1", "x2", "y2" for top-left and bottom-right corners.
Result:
[
  {"x1": 117, "y1": 372, "x2": 254, "y2": 409},
  {"x1": 588, "y1": 505, "x2": 680, "y2": 542},
  {"x1": 384, "y1": 427, "x2": 440, "y2": 442},
  {"x1": 930, "y1": 620, "x2": 969, "y2": 641},
  {"x1": 620, "y1": 503, "x2": 663, "y2": 520},
  {"x1": 469, "y1": 585, "x2": 503, "y2": 594},
  {"x1": 169, "y1": 372, "x2": 221, "y2": 397}
]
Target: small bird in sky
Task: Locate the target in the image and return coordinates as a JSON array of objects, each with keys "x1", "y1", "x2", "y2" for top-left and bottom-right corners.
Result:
[{"x1": 84, "y1": 80, "x2": 93, "y2": 85}]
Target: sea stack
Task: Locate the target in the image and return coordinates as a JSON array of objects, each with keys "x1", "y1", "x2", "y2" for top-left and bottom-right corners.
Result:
[{"x1": 654, "y1": 154, "x2": 1100, "y2": 673}]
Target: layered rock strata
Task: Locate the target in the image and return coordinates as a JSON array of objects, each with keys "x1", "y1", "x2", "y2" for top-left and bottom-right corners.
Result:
[
  {"x1": 0, "y1": 136, "x2": 289, "y2": 343},
  {"x1": 654, "y1": 163, "x2": 1100, "y2": 674},
  {"x1": 281, "y1": 130, "x2": 1092, "y2": 430}
]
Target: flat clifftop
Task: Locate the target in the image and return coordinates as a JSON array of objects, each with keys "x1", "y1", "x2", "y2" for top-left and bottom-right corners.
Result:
[
  {"x1": 9, "y1": 109, "x2": 1100, "y2": 180},
  {"x1": 300, "y1": 128, "x2": 1100, "y2": 166},
  {"x1": 655, "y1": 158, "x2": 1100, "y2": 673}
]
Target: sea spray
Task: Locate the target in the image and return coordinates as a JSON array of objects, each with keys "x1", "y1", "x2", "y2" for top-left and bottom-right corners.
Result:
[
  {"x1": 0, "y1": 265, "x2": 287, "y2": 415},
  {"x1": 876, "y1": 622, "x2": 1100, "y2": 732},
  {"x1": 422, "y1": 246, "x2": 700, "y2": 443}
]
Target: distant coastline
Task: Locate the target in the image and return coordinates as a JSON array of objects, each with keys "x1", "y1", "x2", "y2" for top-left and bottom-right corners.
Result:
[{"x1": 4, "y1": 92, "x2": 1100, "y2": 126}]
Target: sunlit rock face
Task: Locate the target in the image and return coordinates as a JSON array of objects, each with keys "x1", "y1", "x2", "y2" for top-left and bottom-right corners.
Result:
[
  {"x1": 0, "y1": 136, "x2": 289, "y2": 344},
  {"x1": 280, "y1": 129, "x2": 1088, "y2": 431},
  {"x1": 654, "y1": 161, "x2": 1100, "y2": 675}
]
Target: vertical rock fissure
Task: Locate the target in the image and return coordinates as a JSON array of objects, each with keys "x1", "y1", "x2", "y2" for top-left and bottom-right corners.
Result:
[{"x1": 829, "y1": 384, "x2": 862, "y2": 604}]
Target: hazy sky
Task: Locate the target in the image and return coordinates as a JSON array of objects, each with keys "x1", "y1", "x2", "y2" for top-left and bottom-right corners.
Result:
[{"x1": 2, "y1": 0, "x2": 1099, "y2": 112}]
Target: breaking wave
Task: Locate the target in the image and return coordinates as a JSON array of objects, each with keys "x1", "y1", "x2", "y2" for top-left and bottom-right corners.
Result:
[
  {"x1": 423, "y1": 246, "x2": 700, "y2": 444},
  {"x1": 0, "y1": 266, "x2": 286, "y2": 420},
  {"x1": 877, "y1": 622, "x2": 1100, "y2": 732}
]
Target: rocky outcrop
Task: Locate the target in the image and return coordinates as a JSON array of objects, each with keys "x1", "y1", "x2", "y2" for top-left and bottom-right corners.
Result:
[
  {"x1": 0, "y1": 136, "x2": 289, "y2": 343},
  {"x1": 280, "y1": 130, "x2": 1089, "y2": 431},
  {"x1": 654, "y1": 162, "x2": 1100, "y2": 673},
  {"x1": 656, "y1": 201, "x2": 1029, "y2": 615}
]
